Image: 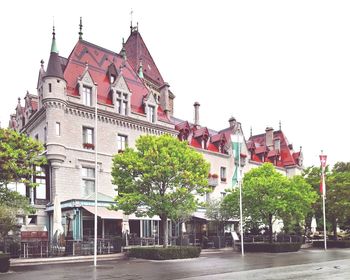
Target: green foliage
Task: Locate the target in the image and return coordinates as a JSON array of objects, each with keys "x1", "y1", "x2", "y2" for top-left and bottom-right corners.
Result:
[
  {"x1": 0, "y1": 205, "x2": 18, "y2": 240},
  {"x1": 0, "y1": 128, "x2": 46, "y2": 187},
  {"x1": 303, "y1": 162, "x2": 350, "y2": 239},
  {"x1": 112, "y1": 134, "x2": 210, "y2": 246},
  {"x1": 0, "y1": 253, "x2": 10, "y2": 273},
  {"x1": 128, "y1": 246, "x2": 201, "y2": 260},
  {"x1": 240, "y1": 242, "x2": 302, "y2": 253},
  {"x1": 224, "y1": 163, "x2": 317, "y2": 240}
]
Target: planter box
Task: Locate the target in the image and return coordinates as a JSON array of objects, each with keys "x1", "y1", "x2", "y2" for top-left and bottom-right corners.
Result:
[{"x1": 0, "y1": 254, "x2": 10, "y2": 273}]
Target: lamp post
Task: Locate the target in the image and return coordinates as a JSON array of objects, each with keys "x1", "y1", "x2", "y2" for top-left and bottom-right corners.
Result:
[
  {"x1": 94, "y1": 87, "x2": 98, "y2": 266},
  {"x1": 231, "y1": 133, "x2": 244, "y2": 256},
  {"x1": 320, "y1": 150, "x2": 327, "y2": 250}
]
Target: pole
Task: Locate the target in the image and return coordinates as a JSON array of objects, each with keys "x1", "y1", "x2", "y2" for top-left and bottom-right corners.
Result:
[
  {"x1": 94, "y1": 88, "x2": 98, "y2": 266},
  {"x1": 322, "y1": 166, "x2": 327, "y2": 250},
  {"x1": 238, "y1": 135, "x2": 244, "y2": 256}
]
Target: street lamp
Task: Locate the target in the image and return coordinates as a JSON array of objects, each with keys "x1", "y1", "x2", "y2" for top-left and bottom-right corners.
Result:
[{"x1": 231, "y1": 133, "x2": 244, "y2": 256}]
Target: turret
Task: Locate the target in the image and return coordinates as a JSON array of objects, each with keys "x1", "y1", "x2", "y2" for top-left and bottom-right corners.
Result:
[{"x1": 42, "y1": 25, "x2": 67, "y2": 165}]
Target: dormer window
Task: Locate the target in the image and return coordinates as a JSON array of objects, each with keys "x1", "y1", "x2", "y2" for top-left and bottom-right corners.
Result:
[
  {"x1": 110, "y1": 74, "x2": 116, "y2": 84},
  {"x1": 116, "y1": 91, "x2": 128, "y2": 115},
  {"x1": 147, "y1": 105, "x2": 155, "y2": 123},
  {"x1": 83, "y1": 86, "x2": 92, "y2": 106}
]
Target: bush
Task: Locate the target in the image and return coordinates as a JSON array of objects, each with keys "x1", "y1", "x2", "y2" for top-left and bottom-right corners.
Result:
[
  {"x1": 128, "y1": 246, "x2": 201, "y2": 260},
  {"x1": 313, "y1": 240, "x2": 350, "y2": 248},
  {"x1": 239, "y1": 242, "x2": 302, "y2": 253},
  {"x1": 0, "y1": 253, "x2": 10, "y2": 273}
]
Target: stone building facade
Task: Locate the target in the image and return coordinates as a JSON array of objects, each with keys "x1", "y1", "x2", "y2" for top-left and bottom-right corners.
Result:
[{"x1": 8, "y1": 21, "x2": 303, "y2": 241}]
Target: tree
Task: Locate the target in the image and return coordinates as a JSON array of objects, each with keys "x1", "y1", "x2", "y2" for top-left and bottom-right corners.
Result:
[
  {"x1": 111, "y1": 134, "x2": 210, "y2": 247},
  {"x1": 0, "y1": 128, "x2": 45, "y2": 238},
  {"x1": 206, "y1": 199, "x2": 231, "y2": 236},
  {"x1": 224, "y1": 163, "x2": 317, "y2": 242},
  {"x1": 303, "y1": 163, "x2": 350, "y2": 240},
  {"x1": 0, "y1": 128, "x2": 46, "y2": 187}
]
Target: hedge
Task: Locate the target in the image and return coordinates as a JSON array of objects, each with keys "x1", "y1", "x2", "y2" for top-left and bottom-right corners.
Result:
[
  {"x1": 0, "y1": 253, "x2": 10, "y2": 273},
  {"x1": 239, "y1": 242, "x2": 302, "y2": 253},
  {"x1": 128, "y1": 246, "x2": 201, "y2": 260},
  {"x1": 313, "y1": 240, "x2": 350, "y2": 248}
]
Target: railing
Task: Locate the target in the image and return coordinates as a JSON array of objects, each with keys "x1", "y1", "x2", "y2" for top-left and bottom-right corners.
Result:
[{"x1": 19, "y1": 237, "x2": 122, "y2": 258}]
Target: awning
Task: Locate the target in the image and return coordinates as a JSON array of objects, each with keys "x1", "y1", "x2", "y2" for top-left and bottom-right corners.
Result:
[
  {"x1": 82, "y1": 206, "x2": 124, "y2": 220},
  {"x1": 128, "y1": 213, "x2": 161, "y2": 221},
  {"x1": 192, "y1": 212, "x2": 208, "y2": 220}
]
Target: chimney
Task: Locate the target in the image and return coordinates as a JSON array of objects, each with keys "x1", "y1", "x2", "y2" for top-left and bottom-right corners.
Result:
[
  {"x1": 265, "y1": 127, "x2": 274, "y2": 147},
  {"x1": 194, "y1": 102, "x2": 200, "y2": 126},
  {"x1": 160, "y1": 82, "x2": 170, "y2": 118},
  {"x1": 229, "y1": 116, "x2": 236, "y2": 127}
]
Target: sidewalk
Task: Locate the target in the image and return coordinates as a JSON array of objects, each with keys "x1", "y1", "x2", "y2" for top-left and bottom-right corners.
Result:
[
  {"x1": 11, "y1": 253, "x2": 126, "y2": 267},
  {"x1": 10, "y1": 247, "x2": 235, "y2": 267}
]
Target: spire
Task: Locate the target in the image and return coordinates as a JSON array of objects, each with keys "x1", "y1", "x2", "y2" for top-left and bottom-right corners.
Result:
[
  {"x1": 121, "y1": 38, "x2": 127, "y2": 61},
  {"x1": 50, "y1": 24, "x2": 59, "y2": 54},
  {"x1": 79, "y1": 17, "x2": 83, "y2": 40},
  {"x1": 138, "y1": 59, "x2": 144, "y2": 79},
  {"x1": 44, "y1": 25, "x2": 64, "y2": 80}
]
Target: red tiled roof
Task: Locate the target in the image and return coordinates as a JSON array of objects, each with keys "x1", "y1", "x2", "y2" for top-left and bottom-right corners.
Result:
[
  {"x1": 63, "y1": 40, "x2": 170, "y2": 123},
  {"x1": 124, "y1": 31, "x2": 165, "y2": 87},
  {"x1": 193, "y1": 127, "x2": 209, "y2": 138},
  {"x1": 267, "y1": 149, "x2": 279, "y2": 158},
  {"x1": 249, "y1": 130, "x2": 299, "y2": 167}
]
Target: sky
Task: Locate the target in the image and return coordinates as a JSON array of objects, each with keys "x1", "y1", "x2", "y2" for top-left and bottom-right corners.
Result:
[{"x1": 0, "y1": 0, "x2": 349, "y2": 168}]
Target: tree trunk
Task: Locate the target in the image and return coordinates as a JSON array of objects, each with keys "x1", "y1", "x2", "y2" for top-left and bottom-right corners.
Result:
[
  {"x1": 268, "y1": 214, "x2": 273, "y2": 243},
  {"x1": 162, "y1": 216, "x2": 168, "y2": 248}
]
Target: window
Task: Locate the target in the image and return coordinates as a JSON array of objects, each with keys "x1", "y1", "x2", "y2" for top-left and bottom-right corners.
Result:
[
  {"x1": 117, "y1": 134, "x2": 127, "y2": 152},
  {"x1": 148, "y1": 105, "x2": 155, "y2": 123},
  {"x1": 220, "y1": 167, "x2": 227, "y2": 182},
  {"x1": 82, "y1": 167, "x2": 95, "y2": 197},
  {"x1": 49, "y1": 83, "x2": 52, "y2": 93},
  {"x1": 110, "y1": 74, "x2": 116, "y2": 84},
  {"x1": 55, "y1": 122, "x2": 60, "y2": 136},
  {"x1": 35, "y1": 134, "x2": 39, "y2": 140},
  {"x1": 83, "y1": 86, "x2": 92, "y2": 106},
  {"x1": 34, "y1": 166, "x2": 47, "y2": 201},
  {"x1": 44, "y1": 126, "x2": 47, "y2": 143},
  {"x1": 83, "y1": 127, "x2": 94, "y2": 149},
  {"x1": 116, "y1": 91, "x2": 128, "y2": 115}
]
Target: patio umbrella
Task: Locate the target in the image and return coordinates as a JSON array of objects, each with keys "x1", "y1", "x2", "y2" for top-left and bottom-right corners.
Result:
[
  {"x1": 53, "y1": 194, "x2": 64, "y2": 237},
  {"x1": 311, "y1": 216, "x2": 317, "y2": 234},
  {"x1": 182, "y1": 222, "x2": 187, "y2": 233}
]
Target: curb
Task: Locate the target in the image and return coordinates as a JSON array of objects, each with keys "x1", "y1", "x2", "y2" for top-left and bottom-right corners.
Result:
[{"x1": 10, "y1": 253, "x2": 126, "y2": 267}]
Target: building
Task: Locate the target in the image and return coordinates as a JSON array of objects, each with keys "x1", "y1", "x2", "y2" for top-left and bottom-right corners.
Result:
[{"x1": 8, "y1": 20, "x2": 303, "y2": 243}]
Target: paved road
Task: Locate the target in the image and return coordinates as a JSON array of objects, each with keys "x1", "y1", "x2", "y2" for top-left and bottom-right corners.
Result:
[{"x1": 3, "y1": 249, "x2": 350, "y2": 279}]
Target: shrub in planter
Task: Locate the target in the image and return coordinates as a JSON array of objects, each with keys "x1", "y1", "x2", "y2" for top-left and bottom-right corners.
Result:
[
  {"x1": 128, "y1": 246, "x2": 201, "y2": 260},
  {"x1": 313, "y1": 240, "x2": 350, "y2": 248},
  {"x1": 239, "y1": 242, "x2": 302, "y2": 253},
  {"x1": 0, "y1": 253, "x2": 10, "y2": 273}
]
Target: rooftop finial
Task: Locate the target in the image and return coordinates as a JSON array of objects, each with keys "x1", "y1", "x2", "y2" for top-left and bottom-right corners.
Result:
[
  {"x1": 52, "y1": 20, "x2": 56, "y2": 39},
  {"x1": 79, "y1": 17, "x2": 83, "y2": 40},
  {"x1": 279, "y1": 120, "x2": 282, "y2": 131},
  {"x1": 130, "y1": 9, "x2": 133, "y2": 34},
  {"x1": 50, "y1": 20, "x2": 59, "y2": 53},
  {"x1": 250, "y1": 126, "x2": 252, "y2": 137},
  {"x1": 121, "y1": 37, "x2": 127, "y2": 65},
  {"x1": 40, "y1": 59, "x2": 44, "y2": 69}
]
